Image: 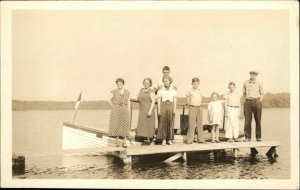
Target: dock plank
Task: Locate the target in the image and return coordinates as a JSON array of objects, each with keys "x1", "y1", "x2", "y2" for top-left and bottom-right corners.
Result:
[{"x1": 125, "y1": 141, "x2": 281, "y2": 156}]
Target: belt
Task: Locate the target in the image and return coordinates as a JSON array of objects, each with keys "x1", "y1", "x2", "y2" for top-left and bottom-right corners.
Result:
[
  {"x1": 228, "y1": 105, "x2": 239, "y2": 108},
  {"x1": 189, "y1": 105, "x2": 201, "y2": 107},
  {"x1": 246, "y1": 98, "x2": 259, "y2": 101}
]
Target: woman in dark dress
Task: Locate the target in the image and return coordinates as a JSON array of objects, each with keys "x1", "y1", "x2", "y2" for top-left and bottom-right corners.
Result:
[
  {"x1": 108, "y1": 78, "x2": 131, "y2": 148},
  {"x1": 136, "y1": 78, "x2": 155, "y2": 145}
]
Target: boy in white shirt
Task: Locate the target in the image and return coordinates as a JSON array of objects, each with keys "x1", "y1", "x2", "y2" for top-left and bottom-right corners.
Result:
[{"x1": 186, "y1": 77, "x2": 205, "y2": 144}]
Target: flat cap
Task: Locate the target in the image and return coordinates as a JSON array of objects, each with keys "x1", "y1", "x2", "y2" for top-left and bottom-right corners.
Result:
[{"x1": 249, "y1": 70, "x2": 258, "y2": 74}]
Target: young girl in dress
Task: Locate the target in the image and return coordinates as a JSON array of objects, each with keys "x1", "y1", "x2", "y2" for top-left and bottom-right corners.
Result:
[{"x1": 208, "y1": 92, "x2": 223, "y2": 143}]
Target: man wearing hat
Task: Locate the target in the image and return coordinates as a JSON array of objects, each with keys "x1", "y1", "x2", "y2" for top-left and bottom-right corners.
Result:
[{"x1": 243, "y1": 70, "x2": 264, "y2": 142}]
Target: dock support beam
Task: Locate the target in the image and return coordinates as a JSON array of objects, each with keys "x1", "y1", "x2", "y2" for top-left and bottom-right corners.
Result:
[{"x1": 164, "y1": 152, "x2": 187, "y2": 163}]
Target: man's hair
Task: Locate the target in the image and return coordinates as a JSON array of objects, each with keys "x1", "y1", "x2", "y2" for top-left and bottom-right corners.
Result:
[
  {"x1": 228, "y1": 82, "x2": 236, "y2": 87},
  {"x1": 192, "y1": 77, "x2": 200, "y2": 83},
  {"x1": 162, "y1": 66, "x2": 170, "y2": 71}
]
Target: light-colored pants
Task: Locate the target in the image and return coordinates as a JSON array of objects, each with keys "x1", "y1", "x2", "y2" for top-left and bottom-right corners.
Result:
[
  {"x1": 187, "y1": 106, "x2": 204, "y2": 143},
  {"x1": 225, "y1": 107, "x2": 240, "y2": 139}
]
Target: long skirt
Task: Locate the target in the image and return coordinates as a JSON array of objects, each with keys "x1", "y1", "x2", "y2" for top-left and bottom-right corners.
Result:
[
  {"x1": 157, "y1": 101, "x2": 174, "y2": 141},
  {"x1": 225, "y1": 107, "x2": 240, "y2": 139},
  {"x1": 109, "y1": 104, "x2": 130, "y2": 137},
  {"x1": 137, "y1": 103, "x2": 155, "y2": 138}
]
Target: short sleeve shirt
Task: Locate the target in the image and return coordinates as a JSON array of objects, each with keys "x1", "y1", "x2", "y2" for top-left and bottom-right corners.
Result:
[
  {"x1": 224, "y1": 92, "x2": 241, "y2": 107},
  {"x1": 157, "y1": 86, "x2": 177, "y2": 102},
  {"x1": 186, "y1": 88, "x2": 203, "y2": 106},
  {"x1": 243, "y1": 79, "x2": 264, "y2": 99}
]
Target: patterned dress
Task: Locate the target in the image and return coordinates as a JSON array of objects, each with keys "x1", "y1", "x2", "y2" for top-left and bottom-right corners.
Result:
[
  {"x1": 136, "y1": 88, "x2": 155, "y2": 138},
  {"x1": 109, "y1": 89, "x2": 130, "y2": 137}
]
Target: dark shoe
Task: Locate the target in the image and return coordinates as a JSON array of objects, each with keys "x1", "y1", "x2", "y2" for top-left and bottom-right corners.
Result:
[
  {"x1": 186, "y1": 142, "x2": 193, "y2": 144},
  {"x1": 234, "y1": 139, "x2": 239, "y2": 142},
  {"x1": 228, "y1": 139, "x2": 234, "y2": 143},
  {"x1": 256, "y1": 139, "x2": 262, "y2": 142},
  {"x1": 243, "y1": 139, "x2": 251, "y2": 142}
]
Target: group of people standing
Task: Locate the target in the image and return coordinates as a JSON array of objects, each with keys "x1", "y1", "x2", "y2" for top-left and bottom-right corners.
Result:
[{"x1": 108, "y1": 66, "x2": 264, "y2": 148}]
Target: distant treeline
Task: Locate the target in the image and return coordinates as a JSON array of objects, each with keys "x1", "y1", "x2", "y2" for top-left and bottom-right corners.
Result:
[{"x1": 12, "y1": 92, "x2": 289, "y2": 111}]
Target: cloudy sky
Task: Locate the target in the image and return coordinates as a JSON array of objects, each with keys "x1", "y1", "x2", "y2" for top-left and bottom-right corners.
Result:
[{"x1": 12, "y1": 10, "x2": 290, "y2": 101}]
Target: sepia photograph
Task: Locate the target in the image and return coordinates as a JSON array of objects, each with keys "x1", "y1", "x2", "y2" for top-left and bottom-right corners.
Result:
[{"x1": 1, "y1": 1, "x2": 299, "y2": 189}]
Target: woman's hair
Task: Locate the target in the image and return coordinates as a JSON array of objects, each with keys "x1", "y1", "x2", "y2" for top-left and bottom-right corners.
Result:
[
  {"x1": 192, "y1": 77, "x2": 200, "y2": 83},
  {"x1": 162, "y1": 76, "x2": 173, "y2": 84},
  {"x1": 143, "y1": 78, "x2": 152, "y2": 86},
  {"x1": 211, "y1": 92, "x2": 219, "y2": 98},
  {"x1": 228, "y1": 81, "x2": 236, "y2": 87},
  {"x1": 115, "y1": 78, "x2": 125, "y2": 85}
]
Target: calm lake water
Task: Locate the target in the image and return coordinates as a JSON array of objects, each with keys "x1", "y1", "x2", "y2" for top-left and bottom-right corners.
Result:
[{"x1": 12, "y1": 108, "x2": 290, "y2": 179}]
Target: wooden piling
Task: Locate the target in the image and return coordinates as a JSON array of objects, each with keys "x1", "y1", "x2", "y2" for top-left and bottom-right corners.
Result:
[{"x1": 12, "y1": 153, "x2": 25, "y2": 174}]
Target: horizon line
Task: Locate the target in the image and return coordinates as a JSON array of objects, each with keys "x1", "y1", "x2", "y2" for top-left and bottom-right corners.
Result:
[{"x1": 12, "y1": 91, "x2": 290, "y2": 102}]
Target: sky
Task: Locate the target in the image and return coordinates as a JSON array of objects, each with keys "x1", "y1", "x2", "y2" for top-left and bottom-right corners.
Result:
[{"x1": 12, "y1": 10, "x2": 290, "y2": 101}]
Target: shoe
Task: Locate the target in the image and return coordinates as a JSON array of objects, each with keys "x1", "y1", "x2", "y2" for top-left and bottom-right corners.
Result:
[
  {"x1": 186, "y1": 142, "x2": 193, "y2": 144},
  {"x1": 211, "y1": 140, "x2": 216, "y2": 143},
  {"x1": 216, "y1": 140, "x2": 220, "y2": 143},
  {"x1": 256, "y1": 139, "x2": 262, "y2": 142},
  {"x1": 234, "y1": 139, "x2": 239, "y2": 142},
  {"x1": 122, "y1": 143, "x2": 128, "y2": 148},
  {"x1": 198, "y1": 140, "x2": 207, "y2": 144},
  {"x1": 228, "y1": 139, "x2": 234, "y2": 143},
  {"x1": 162, "y1": 140, "x2": 166, "y2": 146},
  {"x1": 243, "y1": 139, "x2": 251, "y2": 142},
  {"x1": 167, "y1": 140, "x2": 173, "y2": 145}
]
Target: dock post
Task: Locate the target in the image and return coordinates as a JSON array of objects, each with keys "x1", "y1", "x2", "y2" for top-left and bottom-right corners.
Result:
[
  {"x1": 182, "y1": 152, "x2": 187, "y2": 162},
  {"x1": 233, "y1": 149, "x2": 238, "y2": 158},
  {"x1": 250, "y1": 148, "x2": 259, "y2": 157},
  {"x1": 123, "y1": 156, "x2": 132, "y2": 164},
  {"x1": 266, "y1": 146, "x2": 278, "y2": 159},
  {"x1": 12, "y1": 154, "x2": 25, "y2": 175}
]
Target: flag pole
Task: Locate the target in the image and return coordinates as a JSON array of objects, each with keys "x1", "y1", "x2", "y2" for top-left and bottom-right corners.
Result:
[
  {"x1": 73, "y1": 109, "x2": 78, "y2": 123},
  {"x1": 73, "y1": 90, "x2": 82, "y2": 124}
]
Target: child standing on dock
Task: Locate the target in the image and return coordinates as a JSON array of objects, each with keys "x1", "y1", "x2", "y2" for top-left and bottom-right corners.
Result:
[
  {"x1": 208, "y1": 92, "x2": 223, "y2": 143},
  {"x1": 224, "y1": 82, "x2": 243, "y2": 142},
  {"x1": 186, "y1": 77, "x2": 205, "y2": 144},
  {"x1": 108, "y1": 78, "x2": 131, "y2": 148}
]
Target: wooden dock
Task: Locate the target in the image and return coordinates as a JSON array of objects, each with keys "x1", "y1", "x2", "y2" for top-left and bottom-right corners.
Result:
[{"x1": 62, "y1": 121, "x2": 280, "y2": 164}]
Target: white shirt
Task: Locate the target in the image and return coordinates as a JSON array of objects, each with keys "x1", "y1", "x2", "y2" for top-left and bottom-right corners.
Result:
[
  {"x1": 186, "y1": 88, "x2": 203, "y2": 106},
  {"x1": 157, "y1": 85, "x2": 177, "y2": 102},
  {"x1": 224, "y1": 92, "x2": 242, "y2": 107}
]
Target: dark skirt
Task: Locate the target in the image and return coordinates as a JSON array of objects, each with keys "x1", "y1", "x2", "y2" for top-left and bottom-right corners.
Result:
[
  {"x1": 136, "y1": 101, "x2": 155, "y2": 138},
  {"x1": 157, "y1": 101, "x2": 174, "y2": 141}
]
